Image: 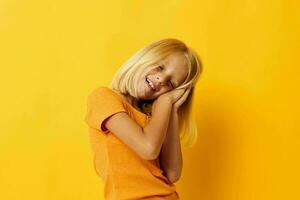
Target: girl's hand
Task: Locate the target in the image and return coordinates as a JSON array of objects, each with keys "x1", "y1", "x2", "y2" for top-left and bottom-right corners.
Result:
[
  {"x1": 151, "y1": 86, "x2": 191, "y2": 114},
  {"x1": 173, "y1": 86, "x2": 192, "y2": 111},
  {"x1": 159, "y1": 87, "x2": 187, "y2": 104}
]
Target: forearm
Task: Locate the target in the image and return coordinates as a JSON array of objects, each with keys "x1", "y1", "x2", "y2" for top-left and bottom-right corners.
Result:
[
  {"x1": 143, "y1": 96, "x2": 173, "y2": 158},
  {"x1": 159, "y1": 108, "x2": 183, "y2": 183}
]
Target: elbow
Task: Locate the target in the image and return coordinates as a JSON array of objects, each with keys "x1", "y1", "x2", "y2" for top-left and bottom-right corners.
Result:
[
  {"x1": 142, "y1": 142, "x2": 160, "y2": 161},
  {"x1": 165, "y1": 166, "x2": 183, "y2": 184},
  {"x1": 166, "y1": 171, "x2": 181, "y2": 184}
]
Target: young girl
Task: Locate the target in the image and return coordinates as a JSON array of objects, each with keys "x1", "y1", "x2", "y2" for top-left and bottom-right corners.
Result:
[{"x1": 84, "y1": 38, "x2": 203, "y2": 200}]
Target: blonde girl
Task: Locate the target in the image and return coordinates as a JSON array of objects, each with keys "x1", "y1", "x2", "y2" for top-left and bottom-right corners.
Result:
[{"x1": 84, "y1": 38, "x2": 203, "y2": 200}]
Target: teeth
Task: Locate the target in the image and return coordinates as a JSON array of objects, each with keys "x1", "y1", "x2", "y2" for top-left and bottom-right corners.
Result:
[{"x1": 146, "y1": 78, "x2": 155, "y2": 90}]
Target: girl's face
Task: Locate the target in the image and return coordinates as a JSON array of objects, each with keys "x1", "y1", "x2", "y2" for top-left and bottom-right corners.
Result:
[{"x1": 137, "y1": 52, "x2": 189, "y2": 100}]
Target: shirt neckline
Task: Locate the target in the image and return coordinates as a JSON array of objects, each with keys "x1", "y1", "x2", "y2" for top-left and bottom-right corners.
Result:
[{"x1": 107, "y1": 87, "x2": 151, "y2": 119}]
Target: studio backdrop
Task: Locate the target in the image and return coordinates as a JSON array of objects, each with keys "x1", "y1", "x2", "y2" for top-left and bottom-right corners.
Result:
[{"x1": 0, "y1": 0, "x2": 299, "y2": 200}]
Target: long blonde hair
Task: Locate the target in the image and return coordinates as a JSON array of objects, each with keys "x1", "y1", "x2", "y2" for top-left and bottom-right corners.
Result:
[{"x1": 110, "y1": 38, "x2": 203, "y2": 147}]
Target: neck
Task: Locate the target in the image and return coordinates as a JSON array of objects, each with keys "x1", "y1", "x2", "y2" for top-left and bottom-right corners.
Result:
[
  {"x1": 125, "y1": 94, "x2": 140, "y2": 109},
  {"x1": 125, "y1": 94, "x2": 152, "y2": 116}
]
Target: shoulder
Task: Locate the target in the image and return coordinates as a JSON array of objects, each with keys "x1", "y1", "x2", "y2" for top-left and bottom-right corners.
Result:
[
  {"x1": 87, "y1": 86, "x2": 124, "y2": 103},
  {"x1": 89, "y1": 86, "x2": 115, "y2": 96},
  {"x1": 90, "y1": 86, "x2": 112, "y2": 94}
]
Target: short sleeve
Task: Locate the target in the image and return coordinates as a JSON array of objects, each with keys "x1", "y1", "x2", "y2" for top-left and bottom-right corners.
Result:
[{"x1": 84, "y1": 86, "x2": 127, "y2": 133}]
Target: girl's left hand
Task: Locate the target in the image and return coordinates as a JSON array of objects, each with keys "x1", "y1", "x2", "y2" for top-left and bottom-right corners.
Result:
[{"x1": 173, "y1": 86, "x2": 192, "y2": 111}]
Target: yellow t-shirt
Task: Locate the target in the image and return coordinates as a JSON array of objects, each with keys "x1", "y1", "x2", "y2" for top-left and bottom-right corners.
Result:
[{"x1": 84, "y1": 86, "x2": 180, "y2": 200}]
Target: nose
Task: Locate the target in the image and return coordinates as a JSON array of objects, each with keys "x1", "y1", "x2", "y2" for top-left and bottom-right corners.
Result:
[{"x1": 155, "y1": 75, "x2": 168, "y2": 86}]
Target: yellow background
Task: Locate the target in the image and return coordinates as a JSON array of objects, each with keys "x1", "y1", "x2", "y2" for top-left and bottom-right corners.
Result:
[{"x1": 1, "y1": 0, "x2": 299, "y2": 199}]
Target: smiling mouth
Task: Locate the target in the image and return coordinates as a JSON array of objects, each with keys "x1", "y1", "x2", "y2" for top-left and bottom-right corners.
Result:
[{"x1": 146, "y1": 77, "x2": 156, "y2": 91}]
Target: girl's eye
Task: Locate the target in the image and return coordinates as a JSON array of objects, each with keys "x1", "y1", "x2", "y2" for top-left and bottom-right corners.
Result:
[{"x1": 157, "y1": 65, "x2": 173, "y2": 88}]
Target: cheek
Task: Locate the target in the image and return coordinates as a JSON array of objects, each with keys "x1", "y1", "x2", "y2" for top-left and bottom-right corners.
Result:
[
  {"x1": 165, "y1": 87, "x2": 173, "y2": 92},
  {"x1": 158, "y1": 88, "x2": 172, "y2": 96}
]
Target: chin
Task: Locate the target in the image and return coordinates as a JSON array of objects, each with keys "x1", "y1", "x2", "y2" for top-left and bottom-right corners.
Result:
[
  {"x1": 140, "y1": 96, "x2": 154, "y2": 101},
  {"x1": 138, "y1": 94, "x2": 156, "y2": 101}
]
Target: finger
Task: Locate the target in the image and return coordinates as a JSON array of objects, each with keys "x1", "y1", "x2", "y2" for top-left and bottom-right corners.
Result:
[
  {"x1": 182, "y1": 87, "x2": 192, "y2": 98},
  {"x1": 174, "y1": 89, "x2": 190, "y2": 108},
  {"x1": 184, "y1": 87, "x2": 191, "y2": 94},
  {"x1": 184, "y1": 91, "x2": 190, "y2": 99},
  {"x1": 174, "y1": 87, "x2": 193, "y2": 107},
  {"x1": 177, "y1": 88, "x2": 186, "y2": 95}
]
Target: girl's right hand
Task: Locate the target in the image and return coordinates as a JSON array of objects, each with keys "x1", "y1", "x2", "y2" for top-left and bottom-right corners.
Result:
[
  {"x1": 152, "y1": 87, "x2": 188, "y2": 113},
  {"x1": 151, "y1": 87, "x2": 187, "y2": 114},
  {"x1": 158, "y1": 87, "x2": 187, "y2": 104}
]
